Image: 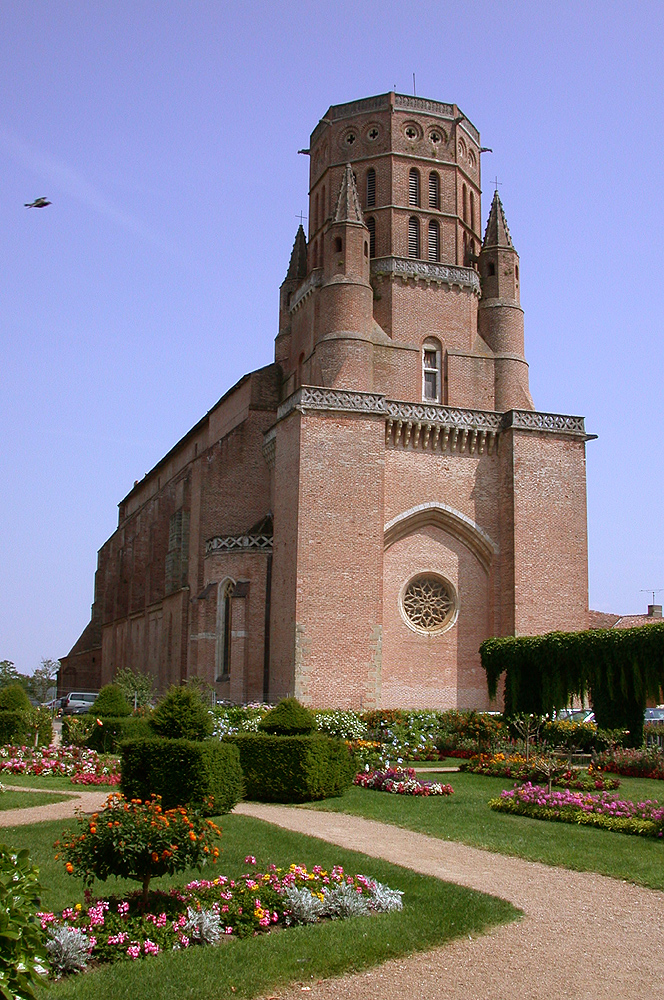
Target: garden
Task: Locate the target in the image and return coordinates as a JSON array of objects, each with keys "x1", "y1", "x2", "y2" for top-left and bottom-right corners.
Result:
[{"x1": 2, "y1": 630, "x2": 664, "y2": 999}]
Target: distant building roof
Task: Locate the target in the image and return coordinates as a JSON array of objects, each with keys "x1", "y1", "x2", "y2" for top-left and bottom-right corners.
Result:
[{"x1": 588, "y1": 607, "x2": 663, "y2": 630}]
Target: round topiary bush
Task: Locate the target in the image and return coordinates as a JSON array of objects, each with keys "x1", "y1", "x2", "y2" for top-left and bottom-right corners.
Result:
[
  {"x1": 258, "y1": 697, "x2": 315, "y2": 736},
  {"x1": 0, "y1": 684, "x2": 31, "y2": 712},
  {"x1": 150, "y1": 686, "x2": 213, "y2": 741},
  {"x1": 91, "y1": 684, "x2": 131, "y2": 718}
]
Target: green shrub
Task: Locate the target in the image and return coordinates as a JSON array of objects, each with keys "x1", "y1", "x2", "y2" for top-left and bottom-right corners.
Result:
[
  {"x1": 0, "y1": 684, "x2": 31, "y2": 712},
  {"x1": 0, "y1": 710, "x2": 31, "y2": 746},
  {"x1": 258, "y1": 697, "x2": 315, "y2": 735},
  {"x1": 91, "y1": 684, "x2": 131, "y2": 718},
  {"x1": 113, "y1": 666, "x2": 154, "y2": 709},
  {"x1": 0, "y1": 707, "x2": 52, "y2": 748},
  {"x1": 150, "y1": 686, "x2": 213, "y2": 741},
  {"x1": 120, "y1": 737, "x2": 242, "y2": 814},
  {"x1": 227, "y1": 733, "x2": 354, "y2": 802},
  {"x1": 0, "y1": 844, "x2": 47, "y2": 999},
  {"x1": 85, "y1": 716, "x2": 153, "y2": 753},
  {"x1": 61, "y1": 715, "x2": 94, "y2": 747}
]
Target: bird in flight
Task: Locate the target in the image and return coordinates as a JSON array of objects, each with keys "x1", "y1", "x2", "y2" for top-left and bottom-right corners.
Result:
[{"x1": 24, "y1": 197, "x2": 51, "y2": 208}]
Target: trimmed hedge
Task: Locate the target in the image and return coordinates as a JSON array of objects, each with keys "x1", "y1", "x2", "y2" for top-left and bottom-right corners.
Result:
[
  {"x1": 120, "y1": 737, "x2": 242, "y2": 814},
  {"x1": 150, "y1": 686, "x2": 213, "y2": 741},
  {"x1": 0, "y1": 708, "x2": 52, "y2": 747},
  {"x1": 85, "y1": 716, "x2": 153, "y2": 753},
  {"x1": 90, "y1": 684, "x2": 131, "y2": 718},
  {"x1": 226, "y1": 733, "x2": 355, "y2": 803},
  {"x1": 258, "y1": 697, "x2": 315, "y2": 735}
]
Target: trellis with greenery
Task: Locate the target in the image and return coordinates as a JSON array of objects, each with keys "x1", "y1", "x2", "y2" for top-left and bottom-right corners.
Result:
[{"x1": 480, "y1": 623, "x2": 664, "y2": 746}]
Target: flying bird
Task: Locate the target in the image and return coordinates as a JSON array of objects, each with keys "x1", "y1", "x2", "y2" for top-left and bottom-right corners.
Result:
[{"x1": 24, "y1": 197, "x2": 51, "y2": 208}]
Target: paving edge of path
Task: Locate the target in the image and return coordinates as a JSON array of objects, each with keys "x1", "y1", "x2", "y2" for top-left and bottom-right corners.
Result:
[{"x1": 234, "y1": 801, "x2": 664, "y2": 1000}]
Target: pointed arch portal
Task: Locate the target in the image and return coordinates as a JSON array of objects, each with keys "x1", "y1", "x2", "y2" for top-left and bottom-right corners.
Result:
[{"x1": 384, "y1": 503, "x2": 497, "y2": 572}]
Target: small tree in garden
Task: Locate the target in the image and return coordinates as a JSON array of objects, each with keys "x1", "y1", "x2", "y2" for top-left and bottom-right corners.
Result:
[
  {"x1": 114, "y1": 667, "x2": 154, "y2": 710},
  {"x1": 150, "y1": 686, "x2": 213, "y2": 741},
  {"x1": 0, "y1": 683, "x2": 32, "y2": 712},
  {"x1": 258, "y1": 697, "x2": 316, "y2": 735},
  {"x1": 57, "y1": 794, "x2": 221, "y2": 909},
  {"x1": 509, "y1": 714, "x2": 544, "y2": 763}
]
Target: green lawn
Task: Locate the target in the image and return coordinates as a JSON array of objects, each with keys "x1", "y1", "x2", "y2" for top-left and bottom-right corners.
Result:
[
  {"x1": 0, "y1": 773, "x2": 89, "y2": 792},
  {"x1": 4, "y1": 814, "x2": 517, "y2": 1000},
  {"x1": 310, "y1": 771, "x2": 664, "y2": 890},
  {"x1": 0, "y1": 789, "x2": 74, "y2": 811}
]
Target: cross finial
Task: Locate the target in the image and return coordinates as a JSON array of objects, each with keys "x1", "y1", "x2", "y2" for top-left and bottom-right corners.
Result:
[
  {"x1": 493, "y1": 176, "x2": 502, "y2": 193},
  {"x1": 296, "y1": 211, "x2": 307, "y2": 227}
]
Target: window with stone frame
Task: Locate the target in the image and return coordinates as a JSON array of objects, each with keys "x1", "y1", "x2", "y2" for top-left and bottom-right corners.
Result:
[
  {"x1": 401, "y1": 573, "x2": 457, "y2": 634},
  {"x1": 422, "y1": 338, "x2": 442, "y2": 402},
  {"x1": 215, "y1": 579, "x2": 235, "y2": 680}
]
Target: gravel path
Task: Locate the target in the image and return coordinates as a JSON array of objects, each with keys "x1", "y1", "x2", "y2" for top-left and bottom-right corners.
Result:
[
  {"x1": 0, "y1": 786, "x2": 108, "y2": 827},
  {"x1": 235, "y1": 802, "x2": 664, "y2": 1000}
]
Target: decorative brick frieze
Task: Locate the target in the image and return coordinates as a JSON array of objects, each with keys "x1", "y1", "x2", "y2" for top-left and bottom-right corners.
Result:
[
  {"x1": 277, "y1": 386, "x2": 385, "y2": 422},
  {"x1": 206, "y1": 532, "x2": 273, "y2": 556},
  {"x1": 371, "y1": 257, "x2": 481, "y2": 295},
  {"x1": 504, "y1": 410, "x2": 586, "y2": 436},
  {"x1": 386, "y1": 401, "x2": 501, "y2": 455}
]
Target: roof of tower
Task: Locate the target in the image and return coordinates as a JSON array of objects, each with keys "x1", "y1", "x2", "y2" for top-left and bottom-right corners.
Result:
[
  {"x1": 482, "y1": 190, "x2": 514, "y2": 250},
  {"x1": 285, "y1": 225, "x2": 308, "y2": 281},
  {"x1": 333, "y1": 162, "x2": 365, "y2": 224}
]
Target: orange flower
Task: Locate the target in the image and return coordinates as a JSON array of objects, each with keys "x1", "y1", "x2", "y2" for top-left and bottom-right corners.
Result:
[
  {"x1": 66, "y1": 863, "x2": 74, "y2": 873},
  {"x1": 189, "y1": 831, "x2": 197, "y2": 841},
  {"x1": 151, "y1": 852, "x2": 159, "y2": 862},
  {"x1": 89, "y1": 825, "x2": 97, "y2": 835}
]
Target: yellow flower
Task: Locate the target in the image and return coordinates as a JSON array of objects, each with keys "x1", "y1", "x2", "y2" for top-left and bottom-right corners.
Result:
[{"x1": 75, "y1": 903, "x2": 82, "y2": 911}]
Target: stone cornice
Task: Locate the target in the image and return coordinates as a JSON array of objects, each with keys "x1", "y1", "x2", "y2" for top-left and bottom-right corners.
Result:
[
  {"x1": 371, "y1": 257, "x2": 481, "y2": 295},
  {"x1": 270, "y1": 388, "x2": 588, "y2": 457}
]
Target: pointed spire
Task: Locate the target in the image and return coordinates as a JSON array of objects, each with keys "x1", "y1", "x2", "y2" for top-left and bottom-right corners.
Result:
[
  {"x1": 286, "y1": 225, "x2": 308, "y2": 280},
  {"x1": 333, "y1": 163, "x2": 364, "y2": 224},
  {"x1": 482, "y1": 190, "x2": 514, "y2": 249}
]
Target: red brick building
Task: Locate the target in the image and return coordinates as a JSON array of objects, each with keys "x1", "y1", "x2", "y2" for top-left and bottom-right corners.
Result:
[{"x1": 60, "y1": 92, "x2": 593, "y2": 709}]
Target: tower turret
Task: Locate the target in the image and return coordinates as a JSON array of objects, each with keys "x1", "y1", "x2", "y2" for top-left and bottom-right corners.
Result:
[
  {"x1": 478, "y1": 191, "x2": 534, "y2": 411},
  {"x1": 276, "y1": 225, "x2": 308, "y2": 365},
  {"x1": 317, "y1": 163, "x2": 373, "y2": 343}
]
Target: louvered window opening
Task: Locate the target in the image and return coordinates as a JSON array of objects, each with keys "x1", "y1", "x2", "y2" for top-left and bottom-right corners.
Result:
[
  {"x1": 428, "y1": 221, "x2": 440, "y2": 262},
  {"x1": 366, "y1": 216, "x2": 376, "y2": 258},
  {"x1": 408, "y1": 169, "x2": 420, "y2": 206},
  {"x1": 408, "y1": 217, "x2": 420, "y2": 258},
  {"x1": 429, "y1": 173, "x2": 439, "y2": 209},
  {"x1": 366, "y1": 168, "x2": 376, "y2": 207},
  {"x1": 423, "y1": 349, "x2": 439, "y2": 401}
]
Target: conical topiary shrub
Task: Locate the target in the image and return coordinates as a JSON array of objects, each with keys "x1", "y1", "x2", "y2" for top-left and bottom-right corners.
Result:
[
  {"x1": 92, "y1": 684, "x2": 131, "y2": 718},
  {"x1": 150, "y1": 686, "x2": 213, "y2": 741},
  {"x1": 257, "y1": 697, "x2": 315, "y2": 736}
]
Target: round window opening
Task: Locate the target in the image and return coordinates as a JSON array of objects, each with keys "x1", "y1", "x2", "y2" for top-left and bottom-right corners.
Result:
[{"x1": 401, "y1": 574, "x2": 457, "y2": 635}]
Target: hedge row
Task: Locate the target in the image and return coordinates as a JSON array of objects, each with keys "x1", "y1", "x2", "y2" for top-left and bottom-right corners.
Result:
[
  {"x1": 120, "y1": 737, "x2": 242, "y2": 815},
  {"x1": 225, "y1": 733, "x2": 355, "y2": 802}
]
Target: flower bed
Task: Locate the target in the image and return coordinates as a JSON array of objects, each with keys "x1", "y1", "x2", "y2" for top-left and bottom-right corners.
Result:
[
  {"x1": 40, "y1": 862, "x2": 404, "y2": 976},
  {"x1": 354, "y1": 768, "x2": 454, "y2": 796},
  {"x1": 462, "y1": 752, "x2": 620, "y2": 791},
  {"x1": 594, "y1": 747, "x2": 664, "y2": 781},
  {"x1": 489, "y1": 783, "x2": 664, "y2": 837},
  {"x1": 0, "y1": 745, "x2": 120, "y2": 784}
]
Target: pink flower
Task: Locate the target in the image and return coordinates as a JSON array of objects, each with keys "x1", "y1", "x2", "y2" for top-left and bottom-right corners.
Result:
[
  {"x1": 127, "y1": 944, "x2": 140, "y2": 960},
  {"x1": 244, "y1": 855, "x2": 257, "y2": 865}
]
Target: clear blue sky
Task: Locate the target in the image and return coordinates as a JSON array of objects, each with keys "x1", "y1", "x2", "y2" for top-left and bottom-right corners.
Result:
[{"x1": 1, "y1": 1, "x2": 662, "y2": 675}]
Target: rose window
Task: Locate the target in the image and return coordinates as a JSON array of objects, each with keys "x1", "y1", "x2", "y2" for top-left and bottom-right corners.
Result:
[{"x1": 401, "y1": 574, "x2": 456, "y2": 634}]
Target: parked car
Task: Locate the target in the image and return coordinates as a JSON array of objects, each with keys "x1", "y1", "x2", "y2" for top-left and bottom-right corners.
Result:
[
  {"x1": 644, "y1": 708, "x2": 664, "y2": 723},
  {"x1": 61, "y1": 692, "x2": 99, "y2": 716},
  {"x1": 555, "y1": 709, "x2": 595, "y2": 724}
]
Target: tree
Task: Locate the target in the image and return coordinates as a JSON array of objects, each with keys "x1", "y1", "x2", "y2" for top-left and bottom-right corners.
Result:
[
  {"x1": 28, "y1": 659, "x2": 59, "y2": 704},
  {"x1": 114, "y1": 667, "x2": 154, "y2": 710},
  {"x1": 0, "y1": 661, "x2": 19, "y2": 687}
]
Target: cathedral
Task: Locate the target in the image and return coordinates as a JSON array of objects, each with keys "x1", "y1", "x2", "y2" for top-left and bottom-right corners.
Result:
[{"x1": 60, "y1": 92, "x2": 592, "y2": 710}]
